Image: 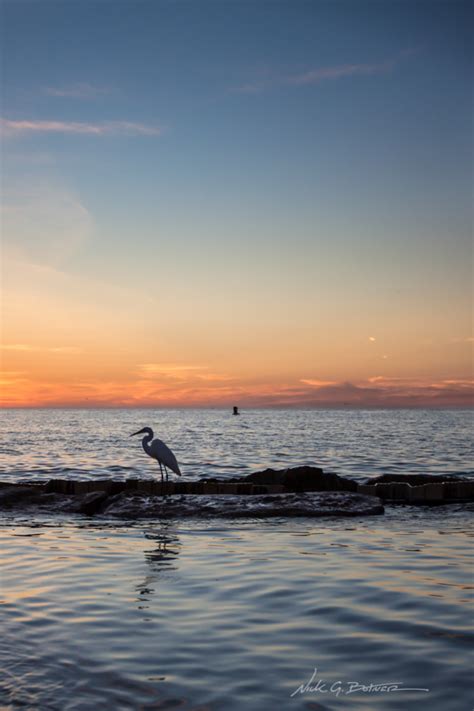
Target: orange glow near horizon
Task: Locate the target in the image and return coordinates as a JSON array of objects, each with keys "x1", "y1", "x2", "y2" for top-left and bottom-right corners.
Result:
[
  {"x1": 1, "y1": 354, "x2": 473, "y2": 409},
  {"x1": 1, "y1": 256, "x2": 473, "y2": 408},
  {"x1": 1, "y1": 253, "x2": 472, "y2": 407}
]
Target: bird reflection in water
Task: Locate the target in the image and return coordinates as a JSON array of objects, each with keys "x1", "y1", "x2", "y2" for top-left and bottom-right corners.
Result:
[
  {"x1": 136, "y1": 528, "x2": 181, "y2": 604},
  {"x1": 133, "y1": 530, "x2": 213, "y2": 711}
]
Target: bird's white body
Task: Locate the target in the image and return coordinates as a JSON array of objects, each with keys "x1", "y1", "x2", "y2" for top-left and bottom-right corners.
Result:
[
  {"x1": 143, "y1": 435, "x2": 181, "y2": 476},
  {"x1": 130, "y1": 427, "x2": 181, "y2": 487}
]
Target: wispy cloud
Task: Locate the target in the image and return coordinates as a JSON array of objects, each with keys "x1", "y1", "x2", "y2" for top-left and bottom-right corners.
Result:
[
  {"x1": 136, "y1": 363, "x2": 233, "y2": 383},
  {"x1": 232, "y1": 50, "x2": 414, "y2": 94},
  {"x1": 368, "y1": 376, "x2": 402, "y2": 384},
  {"x1": 0, "y1": 373, "x2": 29, "y2": 388},
  {"x1": 138, "y1": 363, "x2": 207, "y2": 378},
  {"x1": 0, "y1": 118, "x2": 162, "y2": 137},
  {"x1": 1, "y1": 344, "x2": 81, "y2": 353},
  {"x1": 44, "y1": 83, "x2": 112, "y2": 99},
  {"x1": 288, "y1": 59, "x2": 394, "y2": 87}
]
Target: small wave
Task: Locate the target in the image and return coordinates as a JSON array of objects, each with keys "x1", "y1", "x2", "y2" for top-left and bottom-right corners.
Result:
[
  {"x1": 0, "y1": 465, "x2": 144, "y2": 482},
  {"x1": 182, "y1": 462, "x2": 246, "y2": 472}
]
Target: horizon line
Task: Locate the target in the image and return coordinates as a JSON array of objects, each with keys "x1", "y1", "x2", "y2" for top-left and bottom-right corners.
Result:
[{"x1": 1, "y1": 404, "x2": 472, "y2": 411}]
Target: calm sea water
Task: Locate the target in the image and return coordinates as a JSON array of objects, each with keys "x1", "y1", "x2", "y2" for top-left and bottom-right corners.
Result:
[
  {"x1": 1, "y1": 512, "x2": 473, "y2": 711},
  {"x1": 0, "y1": 409, "x2": 473, "y2": 710},
  {"x1": 0, "y1": 408, "x2": 472, "y2": 482}
]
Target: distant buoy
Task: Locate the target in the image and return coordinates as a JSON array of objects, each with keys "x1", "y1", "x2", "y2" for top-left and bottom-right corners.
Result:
[{"x1": 233, "y1": 406, "x2": 240, "y2": 415}]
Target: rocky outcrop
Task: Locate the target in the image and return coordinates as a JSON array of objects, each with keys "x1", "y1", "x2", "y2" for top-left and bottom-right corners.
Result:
[
  {"x1": 39, "y1": 467, "x2": 358, "y2": 496},
  {"x1": 243, "y1": 466, "x2": 357, "y2": 492},
  {"x1": 242, "y1": 468, "x2": 290, "y2": 485},
  {"x1": 0, "y1": 465, "x2": 472, "y2": 517}
]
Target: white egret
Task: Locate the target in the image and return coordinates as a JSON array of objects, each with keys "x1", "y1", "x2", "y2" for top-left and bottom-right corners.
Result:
[{"x1": 130, "y1": 427, "x2": 181, "y2": 492}]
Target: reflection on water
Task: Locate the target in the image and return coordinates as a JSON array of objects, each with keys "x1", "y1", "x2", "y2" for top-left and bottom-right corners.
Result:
[
  {"x1": 137, "y1": 530, "x2": 181, "y2": 602},
  {"x1": 0, "y1": 508, "x2": 472, "y2": 710}
]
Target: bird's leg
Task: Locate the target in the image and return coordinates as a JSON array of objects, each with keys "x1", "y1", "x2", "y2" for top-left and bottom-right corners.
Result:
[{"x1": 158, "y1": 462, "x2": 164, "y2": 497}]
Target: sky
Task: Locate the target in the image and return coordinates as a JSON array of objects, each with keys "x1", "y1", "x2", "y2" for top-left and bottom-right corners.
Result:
[{"x1": 1, "y1": 0, "x2": 472, "y2": 408}]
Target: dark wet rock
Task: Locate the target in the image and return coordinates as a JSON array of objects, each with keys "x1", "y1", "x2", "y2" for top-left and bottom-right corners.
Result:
[
  {"x1": 44, "y1": 478, "x2": 121, "y2": 495},
  {"x1": 0, "y1": 485, "x2": 44, "y2": 506},
  {"x1": 244, "y1": 466, "x2": 357, "y2": 492},
  {"x1": 101, "y1": 491, "x2": 383, "y2": 519},
  {"x1": 74, "y1": 491, "x2": 109, "y2": 516},
  {"x1": 285, "y1": 467, "x2": 357, "y2": 492},
  {"x1": 243, "y1": 469, "x2": 289, "y2": 485},
  {"x1": 366, "y1": 473, "x2": 468, "y2": 486}
]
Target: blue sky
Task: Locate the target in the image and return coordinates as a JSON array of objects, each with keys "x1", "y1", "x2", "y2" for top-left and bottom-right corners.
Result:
[{"x1": 1, "y1": 0, "x2": 472, "y2": 407}]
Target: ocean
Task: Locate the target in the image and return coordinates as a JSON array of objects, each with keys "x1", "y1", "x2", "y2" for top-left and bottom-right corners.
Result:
[
  {"x1": 0, "y1": 408, "x2": 472, "y2": 482},
  {"x1": 0, "y1": 408, "x2": 473, "y2": 710}
]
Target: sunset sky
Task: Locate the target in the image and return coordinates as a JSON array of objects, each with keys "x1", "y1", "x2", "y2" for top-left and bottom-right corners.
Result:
[{"x1": 1, "y1": 0, "x2": 472, "y2": 407}]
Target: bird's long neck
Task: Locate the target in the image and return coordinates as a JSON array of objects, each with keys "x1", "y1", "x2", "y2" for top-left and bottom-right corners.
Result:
[{"x1": 141, "y1": 431, "x2": 153, "y2": 456}]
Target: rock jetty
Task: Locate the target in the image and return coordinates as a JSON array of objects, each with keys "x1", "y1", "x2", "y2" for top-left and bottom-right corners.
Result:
[{"x1": 0, "y1": 466, "x2": 471, "y2": 519}]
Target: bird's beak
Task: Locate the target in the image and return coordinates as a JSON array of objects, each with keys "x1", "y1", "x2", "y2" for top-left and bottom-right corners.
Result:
[{"x1": 130, "y1": 429, "x2": 144, "y2": 437}]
